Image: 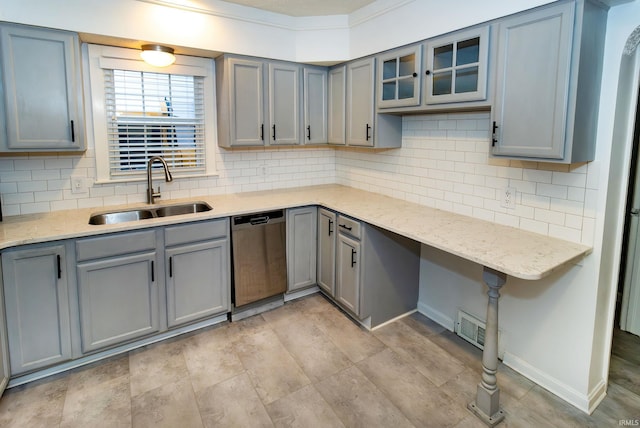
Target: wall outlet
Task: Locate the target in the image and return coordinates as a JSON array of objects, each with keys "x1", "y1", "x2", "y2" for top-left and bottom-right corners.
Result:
[
  {"x1": 71, "y1": 176, "x2": 88, "y2": 194},
  {"x1": 501, "y1": 186, "x2": 516, "y2": 209}
]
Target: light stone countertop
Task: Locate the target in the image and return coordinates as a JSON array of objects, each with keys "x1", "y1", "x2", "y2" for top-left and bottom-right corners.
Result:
[{"x1": 0, "y1": 184, "x2": 591, "y2": 280}]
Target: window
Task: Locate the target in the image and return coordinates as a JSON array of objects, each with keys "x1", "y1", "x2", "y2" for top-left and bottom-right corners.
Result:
[{"x1": 86, "y1": 44, "x2": 217, "y2": 183}]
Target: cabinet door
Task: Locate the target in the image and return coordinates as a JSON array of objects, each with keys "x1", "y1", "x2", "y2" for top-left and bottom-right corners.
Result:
[
  {"x1": 317, "y1": 209, "x2": 337, "y2": 296},
  {"x1": 0, "y1": 24, "x2": 84, "y2": 151},
  {"x1": 491, "y1": 3, "x2": 574, "y2": 159},
  {"x1": 346, "y1": 58, "x2": 375, "y2": 147},
  {"x1": 269, "y1": 62, "x2": 301, "y2": 145},
  {"x1": 336, "y1": 234, "x2": 361, "y2": 316},
  {"x1": 287, "y1": 207, "x2": 318, "y2": 291},
  {"x1": 166, "y1": 239, "x2": 230, "y2": 328},
  {"x1": 303, "y1": 67, "x2": 328, "y2": 144},
  {"x1": 2, "y1": 244, "x2": 72, "y2": 374},
  {"x1": 0, "y1": 274, "x2": 8, "y2": 396},
  {"x1": 378, "y1": 45, "x2": 422, "y2": 108},
  {"x1": 228, "y1": 57, "x2": 265, "y2": 146},
  {"x1": 328, "y1": 66, "x2": 346, "y2": 145},
  {"x1": 77, "y1": 252, "x2": 160, "y2": 353},
  {"x1": 424, "y1": 26, "x2": 489, "y2": 105}
]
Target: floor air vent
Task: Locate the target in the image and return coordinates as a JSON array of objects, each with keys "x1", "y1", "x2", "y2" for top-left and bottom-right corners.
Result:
[{"x1": 456, "y1": 310, "x2": 487, "y2": 350}]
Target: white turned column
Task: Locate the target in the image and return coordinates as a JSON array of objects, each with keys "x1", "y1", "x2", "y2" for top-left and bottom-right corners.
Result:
[{"x1": 468, "y1": 266, "x2": 506, "y2": 426}]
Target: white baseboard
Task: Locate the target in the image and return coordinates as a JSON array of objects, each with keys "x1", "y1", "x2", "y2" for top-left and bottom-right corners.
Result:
[
  {"x1": 417, "y1": 301, "x2": 455, "y2": 332},
  {"x1": 502, "y1": 352, "x2": 597, "y2": 414},
  {"x1": 284, "y1": 286, "x2": 319, "y2": 302}
]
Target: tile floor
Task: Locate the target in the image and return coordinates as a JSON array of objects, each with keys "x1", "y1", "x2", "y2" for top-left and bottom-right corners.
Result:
[{"x1": 0, "y1": 293, "x2": 638, "y2": 427}]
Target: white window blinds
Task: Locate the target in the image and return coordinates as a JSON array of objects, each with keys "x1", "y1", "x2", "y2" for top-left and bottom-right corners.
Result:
[{"x1": 103, "y1": 69, "x2": 205, "y2": 177}]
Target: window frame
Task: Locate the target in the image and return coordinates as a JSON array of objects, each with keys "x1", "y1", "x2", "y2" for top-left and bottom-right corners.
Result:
[{"x1": 85, "y1": 44, "x2": 218, "y2": 183}]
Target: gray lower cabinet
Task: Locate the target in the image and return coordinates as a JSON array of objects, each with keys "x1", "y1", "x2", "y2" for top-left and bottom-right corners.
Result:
[
  {"x1": 491, "y1": 0, "x2": 607, "y2": 163},
  {"x1": 336, "y1": 232, "x2": 361, "y2": 315},
  {"x1": 164, "y1": 219, "x2": 230, "y2": 327},
  {"x1": 0, "y1": 271, "x2": 8, "y2": 396},
  {"x1": 286, "y1": 206, "x2": 318, "y2": 292},
  {"x1": 76, "y1": 230, "x2": 160, "y2": 353},
  {"x1": 2, "y1": 243, "x2": 72, "y2": 375},
  {"x1": 0, "y1": 23, "x2": 84, "y2": 151},
  {"x1": 317, "y1": 208, "x2": 337, "y2": 296}
]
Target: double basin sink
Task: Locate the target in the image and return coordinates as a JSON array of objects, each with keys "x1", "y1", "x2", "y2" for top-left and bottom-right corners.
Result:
[{"x1": 89, "y1": 202, "x2": 212, "y2": 225}]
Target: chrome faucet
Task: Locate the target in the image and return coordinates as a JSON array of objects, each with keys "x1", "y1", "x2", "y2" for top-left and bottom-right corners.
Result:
[{"x1": 146, "y1": 156, "x2": 173, "y2": 204}]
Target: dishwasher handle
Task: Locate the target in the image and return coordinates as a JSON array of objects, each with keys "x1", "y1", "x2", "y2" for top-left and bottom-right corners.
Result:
[{"x1": 250, "y1": 216, "x2": 270, "y2": 225}]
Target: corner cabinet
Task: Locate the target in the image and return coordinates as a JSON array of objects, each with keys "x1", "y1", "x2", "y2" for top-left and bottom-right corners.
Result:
[
  {"x1": 76, "y1": 230, "x2": 160, "y2": 353},
  {"x1": 164, "y1": 219, "x2": 230, "y2": 328},
  {"x1": 424, "y1": 26, "x2": 490, "y2": 105},
  {"x1": 491, "y1": 0, "x2": 607, "y2": 163},
  {"x1": 2, "y1": 243, "x2": 73, "y2": 375},
  {"x1": 377, "y1": 45, "x2": 422, "y2": 108},
  {"x1": 216, "y1": 55, "x2": 303, "y2": 147},
  {"x1": 0, "y1": 23, "x2": 85, "y2": 152},
  {"x1": 347, "y1": 58, "x2": 402, "y2": 148},
  {"x1": 286, "y1": 206, "x2": 318, "y2": 292},
  {"x1": 328, "y1": 66, "x2": 346, "y2": 145}
]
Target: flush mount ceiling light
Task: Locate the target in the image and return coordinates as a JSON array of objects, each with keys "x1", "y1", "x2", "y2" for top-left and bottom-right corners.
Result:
[{"x1": 140, "y1": 44, "x2": 176, "y2": 67}]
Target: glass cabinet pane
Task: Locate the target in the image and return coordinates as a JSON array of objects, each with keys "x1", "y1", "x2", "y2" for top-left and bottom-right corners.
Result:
[
  {"x1": 433, "y1": 45, "x2": 453, "y2": 70},
  {"x1": 398, "y1": 54, "x2": 415, "y2": 77},
  {"x1": 455, "y1": 66, "x2": 478, "y2": 93},
  {"x1": 383, "y1": 59, "x2": 397, "y2": 80},
  {"x1": 398, "y1": 78, "x2": 414, "y2": 99},
  {"x1": 433, "y1": 71, "x2": 452, "y2": 95},
  {"x1": 382, "y1": 81, "x2": 396, "y2": 100},
  {"x1": 456, "y1": 37, "x2": 480, "y2": 66}
]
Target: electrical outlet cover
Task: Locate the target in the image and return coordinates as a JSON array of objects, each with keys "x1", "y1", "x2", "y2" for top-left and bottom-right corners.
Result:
[{"x1": 501, "y1": 186, "x2": 516, "y2": 209}]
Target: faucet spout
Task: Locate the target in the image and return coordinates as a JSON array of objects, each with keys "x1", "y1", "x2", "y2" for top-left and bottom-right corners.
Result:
[{"x1": 147, "y1": 156, "x2": 173, "y2": 204}]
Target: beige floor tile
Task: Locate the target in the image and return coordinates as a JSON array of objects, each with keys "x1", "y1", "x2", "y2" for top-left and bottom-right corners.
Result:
[
  {"x1": 400, "y1": 311, "x2": 447, "y2": 337},
  {"x1": 66, "y1": 355, "x2": 129, "y2": 392},
  {"x1": 182, "y1": 325, "x2": 245, "y2": 393},
  {"x1": 316, "y1": 365, "x2": 415, "y2": 428},
  {"x1": 233, "y1": 327, "x2": 310, "y2": 404},
  {"x1": 426, "y1": 329, "x2": 484, "y2": 371},
  {"x1": 310, "y1": 306, "x2": 386, "y2": 363},
  {"x1": 374, "y1": 321, "x2": 465, "y2": 386},
  {"x1": 60, "y1": 374, "x2": 131, "y2": 428},
  {"x1": 129, "y1": 340, "x2": 190, "y2": 397},
  {"x1": 131, "y1": 378, "x2": 202, "y2": 428},
  {"x1": 262, "y1": 294, "x2": 331, "y2": 326},
  {"x1": 266, "y1": 384, "x2": 345, "y2": 428},
  {"x1": 590, "y1": 382, "x2": 640, "y2": 425},
  {"x1": 609, "y1": 354, "x2": 640, "y2": 396},
  {"x1": 196, "y1": 372, "x2": 273, "y2": 428},
  {"x1": 272, "y1": 315, "x2": 352, "y2": 382},
  {"x1": 0, "y1": 375, "x2": 68, "y2": 428},
  {"x1": 358, "y1": 348, "x2": 468, "y2": 427}
]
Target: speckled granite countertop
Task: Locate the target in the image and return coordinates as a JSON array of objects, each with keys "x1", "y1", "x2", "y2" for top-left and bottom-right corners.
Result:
[{"x1": 0, "y1": 184, "x2": 591, "y2": 280}]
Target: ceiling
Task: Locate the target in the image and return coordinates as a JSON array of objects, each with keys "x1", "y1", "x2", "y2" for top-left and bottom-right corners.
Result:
[{"x1": 219, "y1": 0, "x2": 377, "y2": 16}]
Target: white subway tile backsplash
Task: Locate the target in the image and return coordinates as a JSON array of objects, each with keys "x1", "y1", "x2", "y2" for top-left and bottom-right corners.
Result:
[{"x1": 537, "y1": 183, "x2": 568, "y2": 199}]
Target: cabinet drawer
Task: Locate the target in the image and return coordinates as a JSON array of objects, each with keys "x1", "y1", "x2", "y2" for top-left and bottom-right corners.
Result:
[
  {"x1": 337, "y1": 215, "x2": 361, "y2": 239},
  {"x1": 165, "y1": 219, "x2": 228, "y2": 247},
  {"x1": 76, "y1": 230, "x2": 156, "y2": 261}
]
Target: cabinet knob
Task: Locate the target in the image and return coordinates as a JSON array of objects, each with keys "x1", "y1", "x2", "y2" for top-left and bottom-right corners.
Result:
[
  {"x1": 412, "y1": 72, "x2": 418, "y2": 77},
  {"x1": 425, "y1": 70, "x2": 431, "y2": 76}
]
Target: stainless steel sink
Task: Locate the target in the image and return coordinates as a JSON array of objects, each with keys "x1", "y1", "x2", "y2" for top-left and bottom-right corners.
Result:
[
  {"x1": 89, "y1": 209, "x2": 155, "y2": 225},
  {"x1": 155, "y1": 202, "x2": 212, "y2": 217},
  {"x1": 88, "y1": 201, "x2": 212, "y2": 225}
]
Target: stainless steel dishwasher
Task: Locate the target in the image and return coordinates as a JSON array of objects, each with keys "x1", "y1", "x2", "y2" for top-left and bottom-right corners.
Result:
[{"x1": 231, "y1": 209, "x2": 287, "y2": 307}]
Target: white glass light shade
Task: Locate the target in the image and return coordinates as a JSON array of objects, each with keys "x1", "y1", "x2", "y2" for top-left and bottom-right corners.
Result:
[{"x1": 140, "y1": 44, "x2": 176, "y2": 67}]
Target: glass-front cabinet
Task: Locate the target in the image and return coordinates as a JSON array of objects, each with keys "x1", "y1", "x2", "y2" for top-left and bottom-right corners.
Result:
[
  {"x1": 377, "y1": 45, "x2": 421, "y2": 108},
  {"x1": 424, "y1": 26, "x2": 489, "y2": 105}
]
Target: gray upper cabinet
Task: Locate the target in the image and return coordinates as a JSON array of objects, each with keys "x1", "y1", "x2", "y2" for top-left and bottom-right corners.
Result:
[
  {"x1": 424, "y1": 25, "x2": 490, "y2": 105},
  {"x1": 269, "y1": 62, "x2": 301, "y2": 145},
  {"x1": 303, "y1": 66, "x2": 328, "y2": 144},
  {"x1": 216, "y1": 55, "x2": 303, "y2": 147},
  {"x1": 2, "y1": 243, "x2": 72, "y2": 375},
  {"x1": 286, "y1": 206, "x2": 318, "y2": 292},
  {"x1": 216, "y1": 56, "x2": 265, "y2": 147},
  {"x1": 377, "y1": 45, "x2": 422, "y2": 108},
  {"x1": 328, "y1": 65, "x2": 346, "y2": 145},
  {"x1": 76, "y1": 230, "x2": 160, "y2": 353},
  {"x1": 346, "y1": 58, "x2": 376, "y2": 147},
  {"x1": 0, "y1": 23, "x2": 85, "y2": 152},
  {"x1": 164, "y1": 220, "x2": 230, "y2": 328},
  {"x1": 317, "y1": 208, "x2": 337, "y2": 296},
  {"x1": 491, "y1": 0, "x2": 606, "y2": 163}
]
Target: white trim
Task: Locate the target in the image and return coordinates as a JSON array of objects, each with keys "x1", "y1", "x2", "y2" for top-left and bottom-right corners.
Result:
[
  {"x1": 85, "y1": 43, "x2": 218, "y2": 183},
  {"x1": 417, "y1": 301, "x2": 455, "y2": 332},
  {"x1": 370, "y1": 309, "x2": 416, "y2": 331},
  {"x1": 284, "y1": 286, "x2": 319, "y2": 302}
]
